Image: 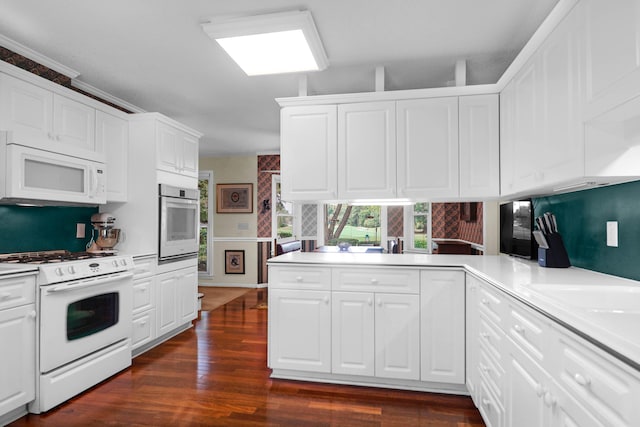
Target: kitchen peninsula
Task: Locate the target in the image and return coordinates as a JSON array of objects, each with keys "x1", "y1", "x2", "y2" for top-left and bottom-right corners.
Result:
[{"x1": 268, "y1": 252, "x2": 640, "y2": 427}]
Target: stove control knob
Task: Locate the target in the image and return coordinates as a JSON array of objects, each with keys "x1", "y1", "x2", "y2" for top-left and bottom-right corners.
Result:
[
  {"x1": 112, "y1": 260, "x2": 119, "y2": 267},
  {"x1": 67, "y1": 266, "x2": 76, "y2": 274},
  {"x1": 120, "y1": 259, "x2": 127, "y2": 266},
  {"x1": 55, "y1": 267, "x2": 64, "y2": 276}
]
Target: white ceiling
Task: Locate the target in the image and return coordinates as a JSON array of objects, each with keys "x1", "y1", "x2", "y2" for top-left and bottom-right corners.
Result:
[{"x1": 0, "y1": 0, "x2": 559, "y2": 157}]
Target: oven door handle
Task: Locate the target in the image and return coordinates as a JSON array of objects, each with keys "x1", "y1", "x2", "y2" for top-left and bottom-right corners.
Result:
[{"x1": 46, "y1": 271, "x2": 133, "y2": 293}]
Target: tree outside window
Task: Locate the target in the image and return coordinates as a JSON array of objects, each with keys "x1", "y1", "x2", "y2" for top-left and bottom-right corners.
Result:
[
  {"x1": 412, "y1": 202, "x2": 430, "y2": 250},
  {"x1": 325, "y1": 204, "x2": 381, "y2": 246},
  {"x1": 198, "y1": 172, "x2": 213, "y2": 275},
  {"x1": 273, "y1": 176, "x2": 295, "y2": 242}
]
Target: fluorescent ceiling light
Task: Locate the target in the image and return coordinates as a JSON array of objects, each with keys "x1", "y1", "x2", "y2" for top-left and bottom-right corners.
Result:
[{"x1": 202, "y1": 10, "x2": 328, "y2": 76}]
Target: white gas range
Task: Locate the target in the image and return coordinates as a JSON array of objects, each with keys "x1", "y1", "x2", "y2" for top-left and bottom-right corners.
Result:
[{"x1": 0, "y1": 250, "x2": 134, "y2": 413}]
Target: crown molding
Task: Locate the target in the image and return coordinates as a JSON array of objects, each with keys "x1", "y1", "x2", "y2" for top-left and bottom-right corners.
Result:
[
  {"x1": 0, "y1": 33, "x2": 80, "y2": 79},
  {"x1": 71, "y1": 79, "x2": 146, "y2": 113}
]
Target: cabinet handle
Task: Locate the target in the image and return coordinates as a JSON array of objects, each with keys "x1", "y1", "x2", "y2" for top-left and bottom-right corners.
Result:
[
  {"x1": 535, "y1": 383, "x2": 545, "y2": 397},
  {"x1": 481, "y1": 398, "x2": 492, "y2": 409},
  {"x1": 295, "y1": 276, "x2": 303, "y2": 282},
  {"x1": 480, "y1": 332, "x2": 490, "y2": 340},
  {"x1": 323, "y1": 296, "x2": 329, "y2": 304},
  {"x1": 514, "y1": 324, "x2": 525, "y2": 334},
  {"x1": 140, "y1": 320, "x2": 147, "y2": 326},
  {"x1": 55, "y1": 135, "x2": 61, "y2": 141},
  {"x1": 28, "y1": 310, "x2": 37, "y2": 319},
  {"x1": 377, "y1": 298, "x2": 382, "y2": 307},
  {"x1": 0, "y1": 292, "x2": 10, "y2": 300},
  {"x1": 367, "y1": 298, "x2": 373, "y2": 306},
  {"x1": 574, "y1": 373, "x2": 591, "y2": 387},
  {"x1": 480, "y1": 363, "x2": 490, "y2": 373},
  {"x1": 370, "y1": 278, "x2": 378, "y2": 284},
  {"x1": 47, "y1": 132, "x2": 53, "y2": 139},
  {"x1": 544, "y1": 391, "x2": 557, "y2": 407},
  {"x1": 481, "y1": 298, "x2": 489, "y2": 305}
]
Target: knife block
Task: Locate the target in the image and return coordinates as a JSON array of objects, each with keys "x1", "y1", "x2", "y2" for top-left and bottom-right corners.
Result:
[{"x1": 538, "y1": 233, "x2": 571, "y2": 268}]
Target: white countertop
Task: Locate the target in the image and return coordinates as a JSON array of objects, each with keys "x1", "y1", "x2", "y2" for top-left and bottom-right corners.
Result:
[{"x1": 269, "y1": 252, "x2": 640, "y2": 370}]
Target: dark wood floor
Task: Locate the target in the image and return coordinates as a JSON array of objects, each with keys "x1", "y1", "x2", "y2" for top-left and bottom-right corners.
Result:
[{"x1": 10, "y1": 289, "x2": 485, "y2": 426}]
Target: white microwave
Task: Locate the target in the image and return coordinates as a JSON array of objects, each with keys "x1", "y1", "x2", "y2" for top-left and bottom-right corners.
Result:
[{"x1": 2, "y1": 143, "x2": 107, "y2": 205}]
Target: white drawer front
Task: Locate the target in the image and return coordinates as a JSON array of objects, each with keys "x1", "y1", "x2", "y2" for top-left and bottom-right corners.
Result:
[
  {"x1": 132, "y1": 255, "x2": 157, "y2": 278},
  {"x1": 0, "y1": 274, "x2": 36, "y2": 310},
  {"x1": 478, "y1": 381, "x2": 504, "y2": 427},
  {"x1": 132, "y1": 310, "x2": 156, "y2": 349},
  {"x1": 478, "y1": 283, "x2": 506, "y2": 329},
  {"x1": 508, "y1": 303, "x2": 548, "y2": 363},
  {"x1": 269, "y1": 266, "x2": 331, "y2": 290},
  {"x1": 133, "y1": 277, "x2": 154, "y2": 313},
  {"x1": 555, "y1": 332, "x2": 640, "y2": 427},
  {"x1": 478, "y1": 312, "x2": 505, "y2": 365},
  {"x1": 479, "y1": 344, "x2": 505, "y2": 402},
  {"x1": 332, "y1": 268, "x2": 419, "y2": 293}
]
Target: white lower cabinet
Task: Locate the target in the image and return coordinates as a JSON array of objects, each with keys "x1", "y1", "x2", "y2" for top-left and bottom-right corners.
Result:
[
  {"x1": 269, "y1": 289, "x2": 332, "y2": 373},
  {"x1": 0, "y1": 273, "x2": 36, "y2": 422},
  {"x1": 420, "y1": 270, "x2": 465, "y2": 384},
  {"x1": 156, "y1": 266, "x2": 197, "y2": 338},
  {"x1": 331, "y1": 291, "x2": 375, "y2": 376},
  {"x1": 468, "y1": 274, "x2": 639, "y2": 427}
]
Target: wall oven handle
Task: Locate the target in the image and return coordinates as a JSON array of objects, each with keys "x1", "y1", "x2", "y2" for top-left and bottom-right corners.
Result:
[{"x1": 46, "y1": 271, "x2": 133, "y2": 293}]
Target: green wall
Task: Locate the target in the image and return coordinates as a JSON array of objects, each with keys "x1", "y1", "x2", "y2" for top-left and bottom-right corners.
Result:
[
  {"x1": 0, "y1": 205, "x2": 97, "y2": 254},
  {"x1": 533, "y1": 180, "x2": 640, "y2": 281}
]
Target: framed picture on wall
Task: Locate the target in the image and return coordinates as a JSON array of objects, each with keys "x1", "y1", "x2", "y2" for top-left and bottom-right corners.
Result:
[
  {"x1": 216, "y1": 183, "x2": 253, "y2": 213},
  {"x1": 224, "y1": 250, "x2": 245, "y2": 274}
]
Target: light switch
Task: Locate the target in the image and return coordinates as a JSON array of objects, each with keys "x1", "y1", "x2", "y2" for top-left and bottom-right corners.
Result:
[
  {"x1": 606, "y1": 221, "x2": 618, "y2": 247},
  {"x1": 76, "y1": 223, "x2": 86, "y2": 239}
]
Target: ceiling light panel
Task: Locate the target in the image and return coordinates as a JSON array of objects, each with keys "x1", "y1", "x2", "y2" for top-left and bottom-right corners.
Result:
[{"x1": 202, "y1": 10, "x2": 328, "y2": 76}]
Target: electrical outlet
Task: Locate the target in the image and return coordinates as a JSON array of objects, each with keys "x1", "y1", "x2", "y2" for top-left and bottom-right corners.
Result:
[
  {"x1": 606, "y1": 221, "x2": 618, "y2": 247},
  {"x1": 76, "y1": 223, "x2": 86, "y2": 239}
]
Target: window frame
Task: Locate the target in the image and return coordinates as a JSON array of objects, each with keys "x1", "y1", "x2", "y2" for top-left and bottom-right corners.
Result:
[
  {"x1": 198, "y1": 170, "x2": 214, "y2": 277},
  {"x1": 404, "y1": 202, "x2": 432, "y2": 253},
  {"x1": 321, "y1": 203, "x2": 388, "y2": 247},
  {"x1": 272, "y1": 175, "x2": 297, "y2": 244}
]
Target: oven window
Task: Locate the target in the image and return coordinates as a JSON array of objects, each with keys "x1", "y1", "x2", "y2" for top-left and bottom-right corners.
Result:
[
  {"x1": 67, "y1": 292, "x2": 119, "y2": 341},
  {"x1": 166, "y1": 204, "x2": 196, "y2": 242}
]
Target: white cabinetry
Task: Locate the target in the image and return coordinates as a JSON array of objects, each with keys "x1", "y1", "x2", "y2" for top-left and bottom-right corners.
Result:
[
  {"x1": 338, "y1": 102, "x2": 396, "y2": 199},
  {"x1": 0, "y1": 73, "x2": 102, "y2": 162},
  {"x1": 280, "y1": 105, "x2": 337, "y2": 200},
  {"x1": 459, "y1": 95, "x2": 499, "y2": 198},
  {"x1": 331, "y1": 291, "x2": 374, "y2": 376},
  {"x1": 97, "y1": 111, "x2": 128, "y2": 202},
  {"x1": 131, "y1": 255, "x2": 157, "y2": 355},
  {"x1": 156, "y1": 266, "x2": 197, "y2": 338},
  {"x1": 397, "y1": 97, "x2": 459, "y2": 199},
  {"x1": 0, "y1": 273, "x2": 36, "y2": 422},
  {"x1": 420, "y1": 270, "x2": 465, "y2": 384},
  {"x1": 157, "y1": 121, "x2": 199, "y2": 177}
]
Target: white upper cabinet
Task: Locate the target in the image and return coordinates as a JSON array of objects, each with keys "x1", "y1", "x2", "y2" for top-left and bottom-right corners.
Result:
[
  {"x1": 397, "y1": 97, "x2": 459, "y2": 199},
  {"x1": 582, "y1": 0, "x2": 640, "y2": 120},
  {"x1": 0, "y1": 73, "x2": 103, "y2": 162},
  {"x1": 97, "y1": 111, "x2": 128, "y2": 202},
  {"x1": 459, "y1": 95, "x2": 499, "y2": 198},
  {"x1": 338, "y1": 101, "x2": 396, "y2": 199},
  {"x1": 280, "y1": 105, "x2": 337, "y2": 200},
  {"x1": 157, "y1": 121, "x2": 199, "y2": 178}
]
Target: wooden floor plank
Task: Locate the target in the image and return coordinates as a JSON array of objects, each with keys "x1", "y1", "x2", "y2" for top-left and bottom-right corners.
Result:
[{"x1": 10, "y1": 289, "x2": 485, "y2": 426}]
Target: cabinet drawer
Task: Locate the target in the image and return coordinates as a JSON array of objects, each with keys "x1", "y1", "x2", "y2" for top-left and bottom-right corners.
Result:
[
  {"x1": 478, "y1": 283, "x2": 507, "y2": 329},
  {"x1": 0, "y1": 274, "x2": 36, "y2": 310},
  {"x1": 132, "y1": 255, "x2": 157, "y2": 278},
  {"x1": 479, "y1": 344, "x2": 505, "y2": 402},
  {"x1": 555, "y1": 331, "x2": 640, "y2": 427},
  {"x1": 478, "y1": 313, "x2": 505, "y2": 365},
  {"x1": 269, "y1": 266, "x2": 331, "y2": 290},
  {"x1": 132, "y1": 310, "x2": 156, "y2": 349},
  {"x1": 133, "y1": 277, "x2": 154, "y2": 313},
  {"x1": 332, "y1": 268, "x2": 419, "y2": 293},
  {"x1": 478, "y1": 381, "x2": 504, "y2": 427},
  {"x1": 507, "y1": 302, "x2": 548, "y2": 363}
]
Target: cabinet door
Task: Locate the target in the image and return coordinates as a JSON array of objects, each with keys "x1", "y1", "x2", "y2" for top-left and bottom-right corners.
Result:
[
  {"x1": 0, "y1": 304, "x2": 36, "y2": 415},
  {"x1": 52, "y1": 94, "x2": 98, "y2": 160},
  {"x1": 374, "y1": 293, "x2": 420, "y2": 380},
  {"x1": 420, "y1": 270, "x2": 465, "y2": 384},
  {"x1": 459, "y1": 95, "x2": 499, "y2": 198},
  {"x1": 178, "y1": 268, "x2": 198, "y2": 324},
  {"x1": 180, "y1": 133, "x2": 199, "y2": 177},
  {"x1": 97, "y1": 111, "x2": 128, "y2": 202},
  {"x1": 0, "y1": 73, "x2": 53, "y2": 146},
  {"x1": 338, "y1": 101, "x2": 396, "y2": 199},
  {"x1": 583, "y1": 0, "x2": 640, "y2": 119},
  {"x1": 500, "y1": 81, "x2": 516, "y2": 196},
  {"x1": 269, "y1": 289, "x2": 331, "y2": 373},
  {"x1": 331, "y1": 292, "x2": 375, "y2": 376},
  {"x1": 281, "y1": 105, "x2": 338, "y2": 200},
  {"x1": 157, "y1": 122, "x2": 180, "y2": 173},
  {"x1": 156, "y1": 272, "x2": 178, "y2": 336},
  {"x1": 466, "y1": 276, "x2": 480, "y2": 404},
  {"x1": 397, "y1": 97, "x2": 459, "y2": 199}
]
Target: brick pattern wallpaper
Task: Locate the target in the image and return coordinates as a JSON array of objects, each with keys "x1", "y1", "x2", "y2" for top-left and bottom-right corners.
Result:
[
  {"x1": 0, "y1": 46, "x2": 133, "y2": 113},
  {"x1": 432, "y1": 202, "x2": 483, "y2": 245},
  {"x1": 387, "y1": 206, "x2": 404, "y2": 237},
  {"x1": 301, "y1": 204, "x2": 317, "y2": 238},
  {"x1": 257, "y1": 155, "x2": 280, "y2": 238}
]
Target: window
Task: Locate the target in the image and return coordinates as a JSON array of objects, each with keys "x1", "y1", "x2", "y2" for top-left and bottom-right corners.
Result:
[
  {"x1": 273, "y1": 175, "x2": 295, "y2": 243},
  {"x1": 324, "y1": 204, "x2": 386, "y2": 246},
  {"x1": 405, "y1": 202, "x2": 431, "y2": 252},
  {"x1": 198, "y1": 171, "x2": 213, "y2": 276}
]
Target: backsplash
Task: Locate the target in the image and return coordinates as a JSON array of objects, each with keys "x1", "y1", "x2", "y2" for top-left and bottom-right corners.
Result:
[
  {"x1": 0, "y1": 205, "x2": 97, "y2": 253},
  {"x1": 533, "y1": 180, "x2": 640, "y2": 281}
]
